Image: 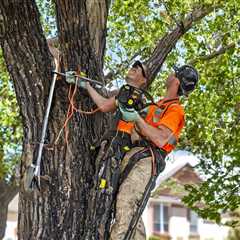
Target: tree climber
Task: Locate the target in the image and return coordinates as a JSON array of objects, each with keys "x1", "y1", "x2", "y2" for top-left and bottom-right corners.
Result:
[
  {"x1": 66, "y1": 62, "x2": 199, "y2": 240},
  {"x1": 110, "y1": 64, "x2": 198, "y2": 240}
]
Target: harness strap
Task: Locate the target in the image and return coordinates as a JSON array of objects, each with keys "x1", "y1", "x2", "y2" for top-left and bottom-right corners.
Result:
[
  {"x1": 119, "y1": 148, "x2": 151, "y2": 185},
  {"x1": 149, "y1": 147, "x2": 156, "y2": 176},
  {"x1": 159, "y1": 101, "x2": 179, "y2": 119}
]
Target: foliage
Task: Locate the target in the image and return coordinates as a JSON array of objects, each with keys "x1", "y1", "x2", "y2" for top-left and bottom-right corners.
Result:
[
  {"x1": 178, "y1": 2, "x2": 240, "y2": 223},
  {"x1": 0, "y1": 49, "x2": 22, "y2": 180},
  {"x1": 151, "y1": 178, "x2": 186, "y2": 198},
  {"x1": 36, "y1": 0, "x2": 56, "y2": 37},
  {"x1": 148, "y1": 235, "x2": 160, "y2": 240},
  {"x1": 182, "y1": 49, "x2": 240, "y2": 222}
]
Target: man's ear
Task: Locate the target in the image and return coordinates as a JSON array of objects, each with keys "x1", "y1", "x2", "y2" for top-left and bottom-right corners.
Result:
[{"x1": 175, "y1": 77, "x2": 180, "y2": 87}]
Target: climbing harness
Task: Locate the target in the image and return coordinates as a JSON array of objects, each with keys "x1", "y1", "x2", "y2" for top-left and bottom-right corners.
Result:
[
  {"x1": 119, "y1": 143, "x2": 166, "y2": 186},
  {"x1": 98, "y1": 84, "x2": 156, "y2": 191}
]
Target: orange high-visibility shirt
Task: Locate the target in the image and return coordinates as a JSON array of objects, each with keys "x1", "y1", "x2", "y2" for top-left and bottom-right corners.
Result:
[
  {"x1": 144, "y1": 98, "x2": 185, "y2": 152},
  {"x1": 117, "y1": 98, "x2": 185, "y2": 152}
]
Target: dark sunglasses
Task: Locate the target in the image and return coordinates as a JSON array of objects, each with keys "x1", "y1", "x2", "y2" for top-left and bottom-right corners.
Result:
[{"x1": 132, "y1": 61, "x2": 147, "y2": 78}]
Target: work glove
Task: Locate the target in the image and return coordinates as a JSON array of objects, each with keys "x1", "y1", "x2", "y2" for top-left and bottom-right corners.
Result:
[
  {"x1": 119, "y1": 103, "x2": 140, "y2": 122},
  {"x1": 65, "y1": 71, "x2": 76, "y2": 83},
  {"x1": 65, "y1": 71, "x2": 87, "y2": 89}
]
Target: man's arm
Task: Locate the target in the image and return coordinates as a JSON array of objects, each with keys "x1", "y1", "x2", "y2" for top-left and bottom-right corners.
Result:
[
  {"x1": 85, "y1": 82, "x2": 117, "y2": 112},
  {"x1": 118, "y1": 105, "x2": 173, "y2": 147},
  {"x1": 135, "y1": 117, "x2": 173, "y2": 148},
  {"x1": 65, "y1": 70, "x2": 117, "y2": 112},
  {"x1": 49, "y1": 39, "x2": 117, "y2": 113}
]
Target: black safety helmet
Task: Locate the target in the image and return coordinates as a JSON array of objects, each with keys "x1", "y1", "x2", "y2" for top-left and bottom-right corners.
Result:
[{"x1": 173, "y1": 65, "x2": 199, "y2": 96}]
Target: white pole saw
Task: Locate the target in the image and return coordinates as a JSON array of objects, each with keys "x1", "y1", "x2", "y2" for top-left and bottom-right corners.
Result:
[{"x1": 24, "y1": 69, "x2": 58, "y2": 191}]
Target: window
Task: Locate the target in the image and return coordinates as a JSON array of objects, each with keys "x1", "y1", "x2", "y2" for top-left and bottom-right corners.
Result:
[
  {"x1": 153, "y1": 205, "x2": 161, "y2": 231},
  {"x1": 171, "y1": 205, "x2": 187, "y2": 217},
  {"x1": 153, "y1": 204, "x2": 169, "y2": 233},
  {"x1": 188, "y1": 210, "x2": 198, "y2": 234}
]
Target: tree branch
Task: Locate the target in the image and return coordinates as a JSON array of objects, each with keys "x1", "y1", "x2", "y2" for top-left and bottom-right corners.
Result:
[
  {"x1": 145, "y1": 4, "x2": 221, "y2": 86},
  {"x1": 0, "y1": 180, "x2": 18, "y2": 204},
  {"x1": 189, "y1": 43, "x2": 236, "y2": 65},
  {"x1": 162, "y1": 2, "x2": 183, "y2": 29}
]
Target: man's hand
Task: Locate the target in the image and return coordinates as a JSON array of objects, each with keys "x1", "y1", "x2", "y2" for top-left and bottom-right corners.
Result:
[
  {"x1": 65, "y1": 71, "x2": 87, "y2": 89},
  {"x1": 119, "y1": 104, "x2": 140, "y2": 122}
]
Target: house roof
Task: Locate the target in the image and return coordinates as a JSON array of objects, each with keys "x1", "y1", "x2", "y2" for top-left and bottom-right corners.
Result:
[
  {"x1": 152, "y1": 157, "x2": 202, "y2": 199},
  {"x1": 156, "y1": 160, "x2": 194, "y2": 186}
]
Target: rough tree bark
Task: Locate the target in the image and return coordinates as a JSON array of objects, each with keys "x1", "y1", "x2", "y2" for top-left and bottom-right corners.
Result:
[
  {"x1": 0, "y1": 1, "x2": 216, "y2": 239},
  {"x1": 0, "y1": 180, "x2": 18, "y2": 240}
]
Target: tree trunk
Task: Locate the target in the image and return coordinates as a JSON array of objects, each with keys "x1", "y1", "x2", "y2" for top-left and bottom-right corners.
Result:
[
  {"x1": 0, "y1": 206, "x2": 7, "y2": 240},
  {"x1": 0, "y1": 180, "x2": 18, "y2": 240},
  {"x1": 1, "y1": 1, "x2": 109, "y2": 239},
  {"x1": 0, "y1": 1, "x2": 215, "y2": 239}
]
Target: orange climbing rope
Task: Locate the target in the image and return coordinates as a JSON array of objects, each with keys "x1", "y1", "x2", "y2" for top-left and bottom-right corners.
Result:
[{"x1": 54, "y1": 75, "x2": 101, "y2": 146}]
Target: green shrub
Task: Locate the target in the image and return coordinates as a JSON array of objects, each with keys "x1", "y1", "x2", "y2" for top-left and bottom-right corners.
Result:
[{"x1": 148, "y1": 236, "x2": 160, "y2": 240}]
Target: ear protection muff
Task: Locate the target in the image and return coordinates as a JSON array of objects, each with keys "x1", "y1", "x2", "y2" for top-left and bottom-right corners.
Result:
[{"x1": 173, "y1": 65, "x2": 199, "y2": 96}]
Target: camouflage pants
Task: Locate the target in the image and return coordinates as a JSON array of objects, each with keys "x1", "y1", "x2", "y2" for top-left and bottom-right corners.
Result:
[{"x1": 110, "y1": 147, "x2": 154, "y2": 240}]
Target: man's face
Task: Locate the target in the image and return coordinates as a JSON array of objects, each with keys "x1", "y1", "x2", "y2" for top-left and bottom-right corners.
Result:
[
  {"x1": 165, "y1": 73, "x2": 180, "y2": 89},
  {"x1": 126, "y1": 61, "x2": 147, "y2": 87}
]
